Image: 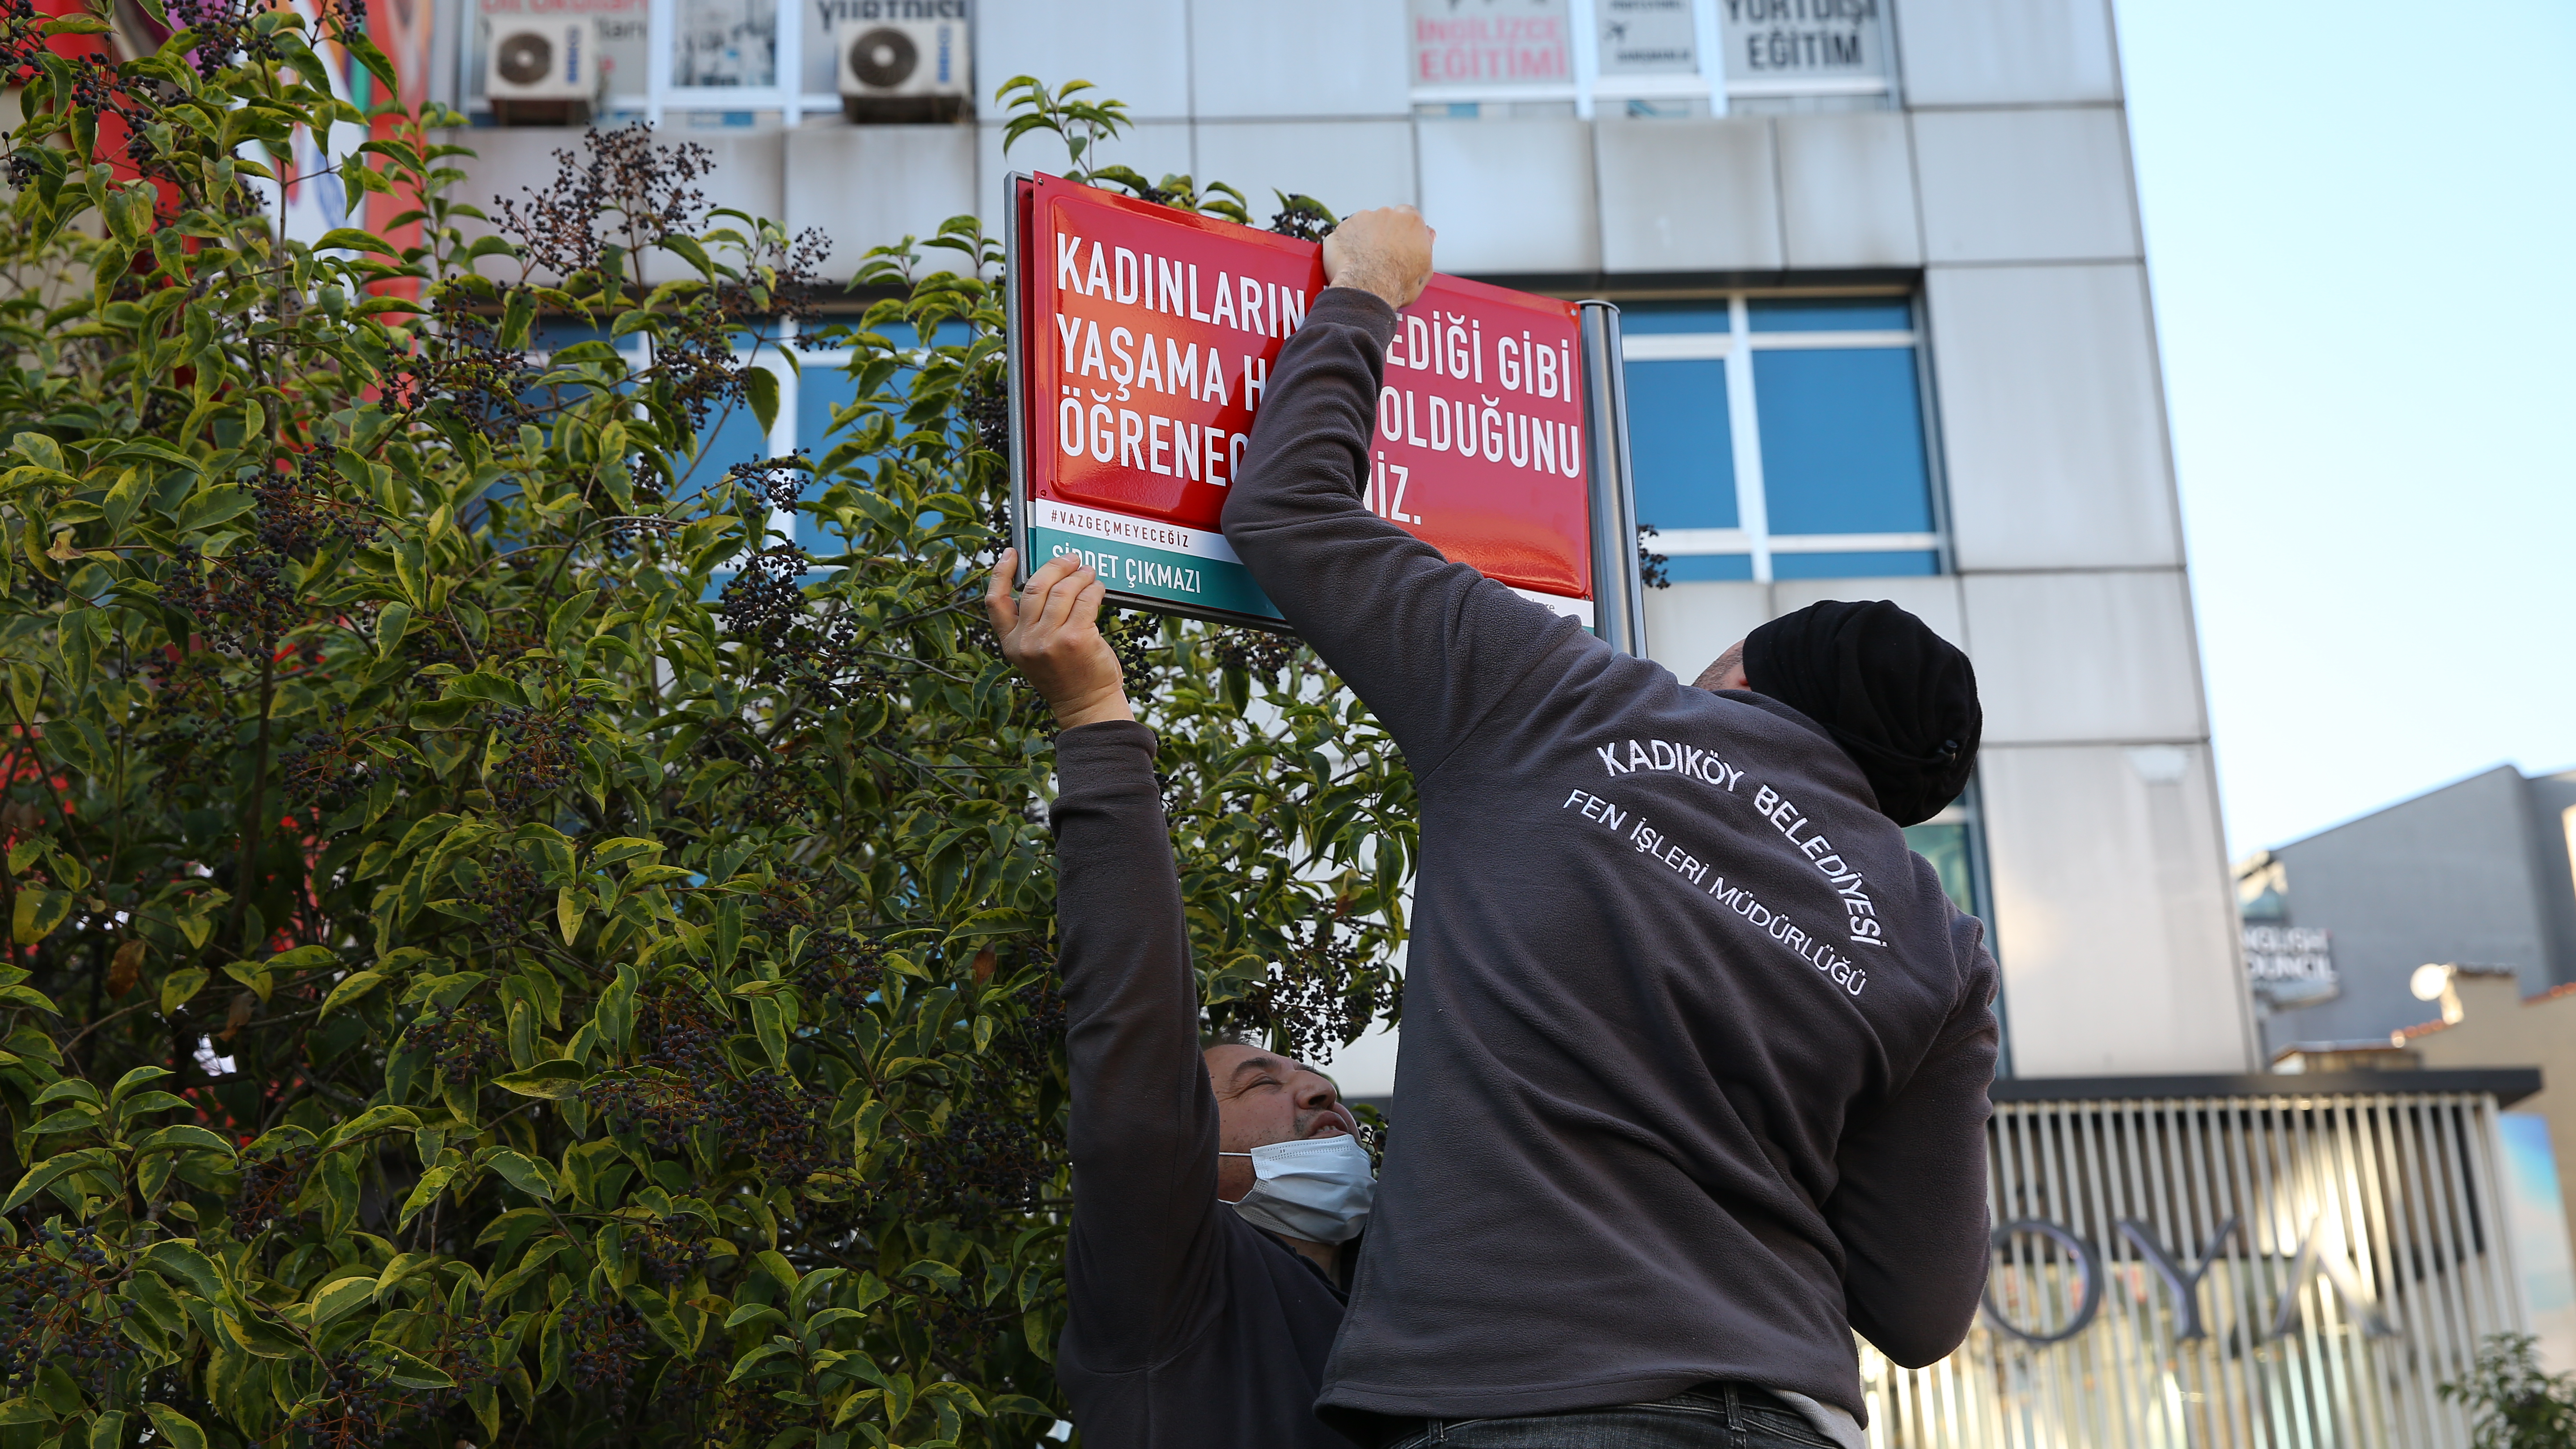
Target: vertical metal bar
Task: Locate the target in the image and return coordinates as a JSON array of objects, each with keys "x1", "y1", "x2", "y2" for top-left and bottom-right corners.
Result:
[
  {"x1": 1003, "y1": 173, "x2": 1030, "y2": 585},
  {"x1": 645, "y1": 0, "x2": 676, "y2": 127},
  {"x1": 1724, "y1": 295, "x2": 1770, "y2": 583},
  {"x1": 2393, "y1": 1093, "x2": 2469, "y2": 1445},
  {"x1": 2461, "y1": 1096, "x2": 2529, "y2": 1352},
  {"x1": 1578, "y1": 300, "x2": 1644, "y2": 656}
]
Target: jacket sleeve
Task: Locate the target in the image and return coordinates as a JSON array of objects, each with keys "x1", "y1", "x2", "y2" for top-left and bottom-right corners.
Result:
[
  {"x1": 1051, "y1": 720, "x2": 1224, "y2": 1367},
  {"x1": 1220, "y1": 287, "x2": 1590, "y2": 780},
  {"x1": 1826, "y1": 910, "x2": 2000, "y2": 1367}
]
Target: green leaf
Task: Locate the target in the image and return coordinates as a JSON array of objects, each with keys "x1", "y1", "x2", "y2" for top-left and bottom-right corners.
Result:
[
  {"x1": 590, "y1": 837, "x2": 662, "y2": 869},
  {"x1": 108, "y1": 1064, "x2": 173, "y2": 1105},
  {"x1": 442, "y1": 671, "x2": 530, "y2": 709},
  {"x1": 312, "y1": 226, "x2": 400, "y2": 256},
  {"x1": 10, "y1": 890, "x2": 71, "y2": 947},
  {"x1": 174, "y1": 483, "x2": 253, "y2": 534},
  {"x1": 86, "y1": 1409, "x2": 125, "y2": 1449},
  {"x1": 398, "y1": 1166, "x2": 453, "y2": 1228},
  {"x1": 745, "y1": 367, "x2": 780, "y2": 435},
  {"x1": 266, "y1": 944, "x2": 339, "y2": 972},
  {"x1": 483, "y1": 1148, "x2": 556, "y2": 1200},
  {"x1": 136, "y1": 1241, "x2": 224, "y2": 1300},
  {"x1": 1, "y1": 1147, "x2": 114, "y2": 1212},
  {"x1": 159, "y1": 966, "x2": 209, "y2": 1016},
  {"x1": 309, "y1": 1275, "x2": 379, "y2": 1329},
  {"x1": 375, "y1": 600, "x2": 411, "y2": 657},
  {"x1": 319, "y1": 970, "x2": 385, "y2": 1017},
  {"x1": 490, "y1": 1059, "x2": 587, "y2": 1099},
  {"x1": 131, "y1": 1124, "x2": 236, "y2": 1158},
  {"x1": 0, "y1": 1398, "x2": 53, "y2": 1427},
  {"x1": 143, "y1": 1404, "x2": 208, "y2": 1449},
  {"x1": 358, "y1": 1341, "x2": 456, "y2": 1390}
]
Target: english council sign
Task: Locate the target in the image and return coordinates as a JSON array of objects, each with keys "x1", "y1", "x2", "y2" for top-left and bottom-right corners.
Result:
[{"x1": 1005, "y1": 173, "x2": 1640, "y2": 642}]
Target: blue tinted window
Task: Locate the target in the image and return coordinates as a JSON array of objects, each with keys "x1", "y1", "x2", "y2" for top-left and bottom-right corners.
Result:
[
  {"x1": 795, "y1": 358, "x2": 864, "y2": 551},
  {"x1": 1619, "y1": 304, "x2": 1732, "y2": 336},
  {"x1": 1749, "y1": 297, "x2": 1912, "y2": 333},
  {"x1": 1770, "y1": 550, "x2": 1939, "y2": 579},
  {"x1": 1752, "y1": 348, "x2": 1932, "y2": 535},
  {"x1": 1624, "y1": 358, "x2": 1735, "y2": 531},
  {"x1": 678, "y1": 393, "x2": 771, "y2": 501},
  {"x1": 1659, "y1": 553, "x2": 1754, "y2": 582}
]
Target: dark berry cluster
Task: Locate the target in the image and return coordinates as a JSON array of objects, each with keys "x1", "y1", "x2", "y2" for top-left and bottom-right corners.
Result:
[
  {"x1": 585, "y1": 993, "x2": 832, "y2": 1183},
  {"x1": 280, "y1": 707, "x2": 378, "y2": 808},
  {"x1": 485, "y1": 694, "x2": 599, "y2": 815},
  {"x1": 762, "y1": 893, "x2": 884, "y2": 1012},
  {"x1": 231, "y1": 1143, "x2": 319, "y2": 1230},
  {"x1": 0, "y1": 1226, "x2": 140, "y2": 1398},
  {"x1": 467, "y1": 855, "x2": 547, "y2": 935},
  {"x1": 1212, "y1": 627, "x2": 1303, "y2": 682},
  {"x1": 160, "y1": 545, "x2": 301, "y2": 655},
  {"x1": 960, "y1": 374, "x2": 1011, "y2": 462},
  {"x1": 724, "y1": 451, "x2": 812, "y2": 512},
  {"x1": 558, "y1": 1296, "x2": 655, "y2": 1411},
  {"x1": 1267, "y1": 194, "x2": 1340, "y2": 242},
  {"x1": 383, "y1": 292, "x2": 539, "y2": 441},
  {"x1": 628, "y1": 1220, "x2": 710, "y2": 1288},
  {"x1": 1238, "y1": 912, "x2": 1395, "y2": 1063},
  {"x1": 1637, "y1": 522, "x2": 1671, "y2": 591},
  {"x1": 251, "y1": 450, "x2": 379, "y2": 559},
  {"x1": 404, "y1": 1001, "x2": 504, "y2": 1083},
  {"x1": 717, "y1": 544, "x2": 810, "y2": 649}
]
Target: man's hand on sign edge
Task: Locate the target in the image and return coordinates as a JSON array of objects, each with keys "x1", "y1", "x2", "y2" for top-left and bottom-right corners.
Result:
[
  {"x1": 987, "y1": 548, "x2": 1135, "y2": 732},
  {"x1": 1322, "y1": 205, "x2": 1435, "y2": 311}
]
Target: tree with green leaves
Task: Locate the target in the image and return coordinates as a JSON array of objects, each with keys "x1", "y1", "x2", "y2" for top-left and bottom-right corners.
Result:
[
  {"x1": 2445, "y1": 1334, "x2": 2576, "y2": 1449},
  {"x1": 0, "y1": 13, "x2": 1412, "y2": 1443}
]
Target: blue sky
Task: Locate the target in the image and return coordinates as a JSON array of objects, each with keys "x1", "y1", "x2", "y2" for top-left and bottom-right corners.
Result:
[{"x1": 2112, "y1": 1, "x2": 2576, "y2": 857}]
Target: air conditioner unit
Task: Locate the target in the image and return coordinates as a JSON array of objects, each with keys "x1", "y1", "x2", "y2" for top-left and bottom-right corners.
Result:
[
  {"x1": 833, "y1": 15, "x2": 971, "y2": 123},
  {"x1": 487, "y1": 18, "x2": 597, "y2": 126}
]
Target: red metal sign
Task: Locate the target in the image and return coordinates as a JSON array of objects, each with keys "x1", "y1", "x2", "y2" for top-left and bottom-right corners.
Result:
[{"x1": 1009, "y1": 173, "x2": 1595, "y2": 628}]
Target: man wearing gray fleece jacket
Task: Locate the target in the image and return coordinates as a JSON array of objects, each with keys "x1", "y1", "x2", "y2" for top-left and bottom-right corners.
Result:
[{"x1": 1220, "y1": 207, "x2": 2000, "y2": 1448}]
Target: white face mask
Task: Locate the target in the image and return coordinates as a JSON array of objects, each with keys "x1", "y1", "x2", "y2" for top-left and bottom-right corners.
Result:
[{"x1": 1219, "y1": 1134, "x2": 1377, "y2": 1244}]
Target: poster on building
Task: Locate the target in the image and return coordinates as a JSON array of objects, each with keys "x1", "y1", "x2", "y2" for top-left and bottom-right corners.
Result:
[
  {"x1": 1716, "y1": 0, "x2": 1889, "y2": 89},
  {"x1": 1597, "y1": 0, "x2": 1698, "y2": 76},
  {"x1": 1409, "y1": 0, "x2": 1570, "y2": 89},
  {"x1": 1008, "y1": 174, "x2": 1598, "y2": 631}
]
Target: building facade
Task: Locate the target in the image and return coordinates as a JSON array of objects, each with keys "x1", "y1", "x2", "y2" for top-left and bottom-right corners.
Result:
[
  {"x1": 2243, "y1": 763, "x2": 2576, "y2": 1057},
  {"x1": 434, "y1": 0, "x2": 2258, "y2": 1083}
]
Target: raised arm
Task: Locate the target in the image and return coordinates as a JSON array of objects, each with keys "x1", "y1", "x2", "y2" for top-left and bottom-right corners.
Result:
[
  {"x1": 988, "y1": 552, "x2": 1221, "y2": 1366},
  {"x1": 1825, "y1": 909, "x2": 2001, "y2": 1366},
  {"x1": 1220, "y1": 209, "x2": 1588, "y2": 776}
]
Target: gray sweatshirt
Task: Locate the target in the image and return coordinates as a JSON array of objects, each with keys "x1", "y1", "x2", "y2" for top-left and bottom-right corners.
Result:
[{"x1": 1220, "y1": 287, "x2": 2000, "y2": 1438}]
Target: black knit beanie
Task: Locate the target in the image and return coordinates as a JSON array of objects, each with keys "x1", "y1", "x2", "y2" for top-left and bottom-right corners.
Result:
[{"x1": 1741, "y1": 600, "x2": 1982, "y2": 827}]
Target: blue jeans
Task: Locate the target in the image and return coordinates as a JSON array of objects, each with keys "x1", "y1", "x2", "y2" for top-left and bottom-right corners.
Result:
[{"x1": 1383, "y1": 1385, "x2": 1839, "y2": 1449}]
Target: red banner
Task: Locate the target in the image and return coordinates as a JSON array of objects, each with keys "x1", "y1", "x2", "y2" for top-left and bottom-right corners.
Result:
[{"x1": 1012, "y1": 173, "x2": 1594, "y2": 628}]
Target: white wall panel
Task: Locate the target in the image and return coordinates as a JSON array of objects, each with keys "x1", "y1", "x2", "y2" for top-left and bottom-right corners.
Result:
[
  {"x1": 1194, "y1": 120, "x2": 1417, "y2": 219},
  {"x1": 1775, "y1": 111, "x2": 1920, "y2": 270},
  {"x1": 1979, "y1": 742, "x2": 2256, "y2": 1075},
  {"x1": 1417, "y1": 119, "x2": 1598, "y2": 275},
  {"x1": 1962, "y1": 569, "x2": 2207, "y2": 745},
  {"x1": 974, "y1": 0, "x2": 1191, "y2": 119},
  {"x1": 784, "y1": 127, "x2": 977, "y2": 278},
  {"x1": 1926, "y1": 263, "x2": 2182, "y2": 571},
  {"x1": 1771, "y1": 576, "x2": 1965, "y2": 651},
  {"x1": 1189, "y1": 0, "x2": 1409, "y2": 118},
  {"x1": 1642, "y1": 580, "x2": 1767, "y2": 683},
  {"x1": 1913, "y1": 106, "x2": 2140, "y2": 264},
  {"x1": 1891, "y1": 0, "x2": 2121, "y2": 107},
  {"x1": 1594, "y1": 118, "x2": 1780, "y2": 274}
]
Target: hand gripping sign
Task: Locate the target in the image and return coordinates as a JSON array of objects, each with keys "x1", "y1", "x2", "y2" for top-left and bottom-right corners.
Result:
[{"x1": 1006, "y1": 173, "x2": 1645, "y2": 650}]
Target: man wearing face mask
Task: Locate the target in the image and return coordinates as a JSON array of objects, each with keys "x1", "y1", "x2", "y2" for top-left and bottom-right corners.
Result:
[{"x1": 985, "y1": 547, "x2": 1374, "y2": 1449}]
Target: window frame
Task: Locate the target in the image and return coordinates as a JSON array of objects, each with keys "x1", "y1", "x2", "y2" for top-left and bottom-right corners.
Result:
[{"x1": 1619, "y1": 289, "x2": 1947, "y2": 583}]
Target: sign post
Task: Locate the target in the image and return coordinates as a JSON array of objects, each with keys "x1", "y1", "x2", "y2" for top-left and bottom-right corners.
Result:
[{"x1": 1007, "y1": 173, "x2": 1642, "y2": 651}]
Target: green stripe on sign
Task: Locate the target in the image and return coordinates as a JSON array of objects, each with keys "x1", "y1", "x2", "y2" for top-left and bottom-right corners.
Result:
[{"x1": 1027, "y1": 527, "x2": 1283, "y2": 621}]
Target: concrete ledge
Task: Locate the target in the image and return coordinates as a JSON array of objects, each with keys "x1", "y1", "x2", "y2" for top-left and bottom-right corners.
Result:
[{"x1": 1991, "y1": 1068, "x2": 2543, "y2": 1108}]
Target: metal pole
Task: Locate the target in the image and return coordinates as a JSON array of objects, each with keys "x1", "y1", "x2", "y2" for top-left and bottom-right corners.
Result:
[{"x1": 1579, "y1": 300, "x2": 1645, "y2": 657}]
